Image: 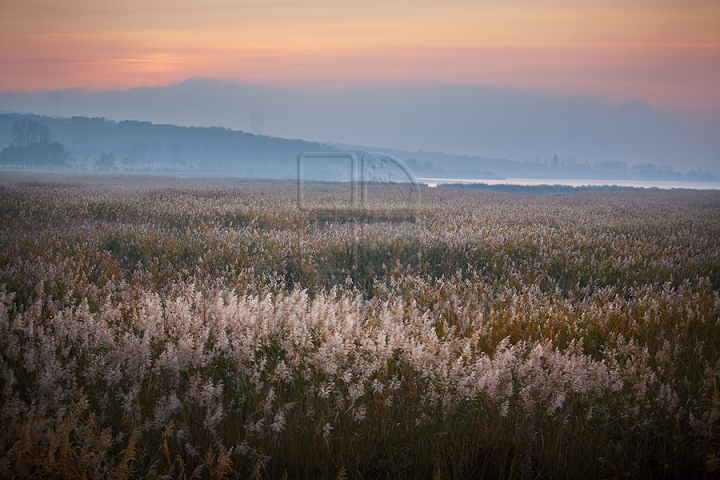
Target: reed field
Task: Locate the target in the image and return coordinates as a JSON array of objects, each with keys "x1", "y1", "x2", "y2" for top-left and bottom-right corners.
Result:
[{"x1": 1, "y1": 171, "x2": 719, "y2": 479}]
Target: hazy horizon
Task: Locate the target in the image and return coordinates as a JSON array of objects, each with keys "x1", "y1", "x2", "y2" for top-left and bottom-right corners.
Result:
[
  {"x1": 1, "y1": 1, "x2": 718, "y2": 174},
  {"x1": 1, "y1": 79, "x2": 719, "y2": 174}
]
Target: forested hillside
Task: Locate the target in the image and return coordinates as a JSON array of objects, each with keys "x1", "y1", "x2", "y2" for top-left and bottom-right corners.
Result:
[{"x1": 0, "y1": 113, "x2": 337, "y2": 177}]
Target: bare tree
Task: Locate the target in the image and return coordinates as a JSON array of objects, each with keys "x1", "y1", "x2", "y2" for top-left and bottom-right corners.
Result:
[
  {"x1": 12, "y1": 119, "x2": 52, "y2": 147},
  {"x1": 37, "y1": 123, "x2": 52, "y2": 143},
  {"x1": 11, "y1": 120, "x2": 33, "y2": 147}
]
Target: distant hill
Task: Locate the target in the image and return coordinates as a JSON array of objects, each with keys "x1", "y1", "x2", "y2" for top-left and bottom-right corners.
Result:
[
  {"x1": 335, "y1": 143, "x2": 719, "y2": 183},
  {"x1": 0, "y1": 113, "x2": 337, "y2": 178},
  {"x1": 0, "y1": 113, "x2": 716, "y2": 183}
]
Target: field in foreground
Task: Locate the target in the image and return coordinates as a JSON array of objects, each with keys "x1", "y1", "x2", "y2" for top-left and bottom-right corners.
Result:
[{"x1": 1, "y1": 172, "x2": 720, "y2": 479}]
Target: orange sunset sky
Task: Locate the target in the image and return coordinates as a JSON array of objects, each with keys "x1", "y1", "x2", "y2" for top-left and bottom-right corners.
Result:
[{"x1": 1, "y1": 0, "x2": 719, "y2": 110}]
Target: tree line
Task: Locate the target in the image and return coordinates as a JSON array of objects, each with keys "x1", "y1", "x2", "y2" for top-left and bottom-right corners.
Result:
[{"x1": 0, "y1": 119, "x2": 70, "y2": 168}]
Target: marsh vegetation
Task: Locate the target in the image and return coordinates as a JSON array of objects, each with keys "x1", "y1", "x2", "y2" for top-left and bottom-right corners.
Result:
[{"x1": 1, "y1": 172, "x2": 719, "y2": 478}]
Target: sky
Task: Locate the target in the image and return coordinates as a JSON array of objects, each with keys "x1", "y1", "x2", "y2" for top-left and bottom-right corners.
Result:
[
  {"x1": 1, "y1": 0, "x2": 719, "y2": 171},
  {"x1": 2, "y1": 0, "x2": 719, "y2": 109}
]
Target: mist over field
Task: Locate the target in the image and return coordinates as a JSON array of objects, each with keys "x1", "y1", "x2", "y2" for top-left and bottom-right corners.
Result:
[{"x1": 2, "y1": 79, "x2": 719, "y2": 174}]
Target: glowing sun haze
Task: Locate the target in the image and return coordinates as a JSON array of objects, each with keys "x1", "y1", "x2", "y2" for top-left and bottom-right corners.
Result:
[{"x1": 1, "y1": 0, "x2": 719, "y2": 110}]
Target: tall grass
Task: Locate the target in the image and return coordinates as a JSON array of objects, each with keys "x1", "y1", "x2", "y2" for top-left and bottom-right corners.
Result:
[{"x1": 1, "y1": 172, "x2": 719, "y2": 478}]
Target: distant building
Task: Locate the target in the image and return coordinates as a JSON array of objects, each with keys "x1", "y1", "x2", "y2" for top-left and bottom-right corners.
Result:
[{"x1": 250, "y1": 111, "x2": 264, "y2": 135}]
